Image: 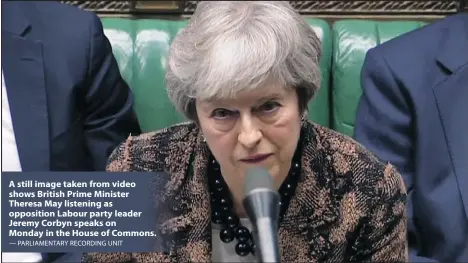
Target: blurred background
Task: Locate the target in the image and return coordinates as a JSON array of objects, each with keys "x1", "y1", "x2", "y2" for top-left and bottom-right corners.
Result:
[{"x1": 57, "y1": 0, "x2": 468, "y2": 137}]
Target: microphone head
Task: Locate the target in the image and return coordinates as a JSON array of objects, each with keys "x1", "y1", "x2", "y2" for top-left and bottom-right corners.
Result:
[
  {"x1": 244, "y1": 167, "x2": 275, "y2": 196},
  {"x1": 243, "y1": 167, "x2": 279, "y2": 220}
]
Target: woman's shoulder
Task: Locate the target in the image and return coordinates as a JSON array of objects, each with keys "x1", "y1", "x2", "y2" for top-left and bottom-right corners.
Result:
[
  {"x1": 107, "y1": 122, "x2": 199, "y2": 171},
  {"x1": 301, "y1": 123, "x2": 407, "y2": 262},
  {"x1": 310, "y1": 123, "x2": 382, "y2": 165},
  {"x1": 306, "y1": 123, "x2": 406, "y2": 201}
]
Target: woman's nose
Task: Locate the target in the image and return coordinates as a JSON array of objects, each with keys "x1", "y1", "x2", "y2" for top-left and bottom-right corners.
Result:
[{"x1": 237, "y1": 116, "x2": 262, "y2": 148}]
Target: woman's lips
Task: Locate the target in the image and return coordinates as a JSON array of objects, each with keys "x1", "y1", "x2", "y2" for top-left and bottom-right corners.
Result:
[{"x1": 240, "y1": 154, "x2": 272, "y2": 163}]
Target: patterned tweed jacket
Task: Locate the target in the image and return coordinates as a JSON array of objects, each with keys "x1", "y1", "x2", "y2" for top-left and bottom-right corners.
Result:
[{"x1": 83, "y1": 122, "x2": 408, "y2": 263}]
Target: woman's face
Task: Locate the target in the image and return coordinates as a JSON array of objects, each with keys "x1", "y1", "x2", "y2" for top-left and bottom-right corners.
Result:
[{"x1": 196, "y1": 84, "x2": 302, "y2": 204}]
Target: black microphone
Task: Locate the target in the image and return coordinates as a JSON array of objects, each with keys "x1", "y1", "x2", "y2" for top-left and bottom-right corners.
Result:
[{"x1": 242, "y1": 167, "x2": 281, "y2": 263}]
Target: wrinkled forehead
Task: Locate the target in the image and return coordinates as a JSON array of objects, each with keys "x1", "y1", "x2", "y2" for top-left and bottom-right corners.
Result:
[{"x1": 197, "y1": 83, "x2": 293, "y2": 107}]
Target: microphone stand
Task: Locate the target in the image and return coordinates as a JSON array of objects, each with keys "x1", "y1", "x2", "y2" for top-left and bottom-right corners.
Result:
[
  {"x1": 252, "y1": 217, "x2": 281, "y2": 262},
  {"x1": 244, "y1": 189, "x2": 281, "y2": 263}
]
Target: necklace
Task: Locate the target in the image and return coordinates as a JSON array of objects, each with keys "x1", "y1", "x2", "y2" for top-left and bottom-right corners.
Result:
[{"x1": 208, "y1": 152, "x2": 301, "y2": 257}]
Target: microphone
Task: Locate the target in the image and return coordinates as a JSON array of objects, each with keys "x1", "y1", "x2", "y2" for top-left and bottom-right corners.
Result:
[{"x1": 242, "y1": 167, "x2": 281, "y2": 263}]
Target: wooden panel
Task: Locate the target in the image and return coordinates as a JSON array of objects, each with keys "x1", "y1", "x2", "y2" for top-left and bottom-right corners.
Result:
[
  {"x1": 186, "y1": 1, "x2": 463, "y2": 16},
  {"x1": 62, "y1": 1, "x2": 466, "y2": 17},
  {"x1": 61, "y1": 1, "x2": 131, "y2": 13},
  {"x1": 133, "y1": 1, "x2": 184, "y2": 13}
]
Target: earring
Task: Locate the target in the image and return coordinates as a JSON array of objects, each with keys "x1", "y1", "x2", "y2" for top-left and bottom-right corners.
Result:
[{"x1": 301, "y1": 111, "x2": 308, "y2": 125}]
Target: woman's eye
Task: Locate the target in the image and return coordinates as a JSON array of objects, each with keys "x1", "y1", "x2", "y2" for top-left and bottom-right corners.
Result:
[
  {"x1": 258, "y1": 101, "x2": 281, "y2": 113},
  {"x1": 211, "y1": 109, "x2": 234, "y2": 119}
]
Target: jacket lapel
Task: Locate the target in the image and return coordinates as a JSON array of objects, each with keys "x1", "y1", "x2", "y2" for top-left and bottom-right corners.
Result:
[
  {"x1": 148, "y1": 127, "x2": 212, "y2": 262},
  {"x1": 167, "y1": 133, "x2": 212, "y2": 262},
  {"x1": 433, "y1": 66, "x2": 468, "y2": 218},
  {"x1": 2, "y1": 2, "x2": 50, "y2": 171},
  {"x1": 278, "y1": 123, "x2": 338, "y2": 262},
  {"x1": 434, "y1": 13, "x2": 468, "y2": 218}
]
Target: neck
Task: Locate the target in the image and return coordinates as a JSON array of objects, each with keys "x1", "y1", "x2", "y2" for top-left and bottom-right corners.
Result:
[
  {"x1": 227, "y1": 184, "x2": 248, "y2": 218},
  {"x1": 234, "y1": 201, "x2": 247, "y2": 218}
]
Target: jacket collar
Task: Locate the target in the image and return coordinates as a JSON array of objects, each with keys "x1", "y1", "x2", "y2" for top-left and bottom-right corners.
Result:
[
  {"x1": 1, "y1": 1, "x2": 51, "y2": 171},
  {"x1": 1, "y1": 1, "x2": 30, "y2": 36},
  {"x1": 436, "y1": 13, "x2": 468, "y2": 73}
]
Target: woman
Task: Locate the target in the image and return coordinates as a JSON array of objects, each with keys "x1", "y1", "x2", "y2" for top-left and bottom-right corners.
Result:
[{"x1": 84, "y1": 1, "x2": 407, "y2": 262}]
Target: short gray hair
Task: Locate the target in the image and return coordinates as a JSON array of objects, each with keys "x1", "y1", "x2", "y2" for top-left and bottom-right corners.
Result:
[{"x1": 165, "y1": 1, "x2": 322, "y2": 120}]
